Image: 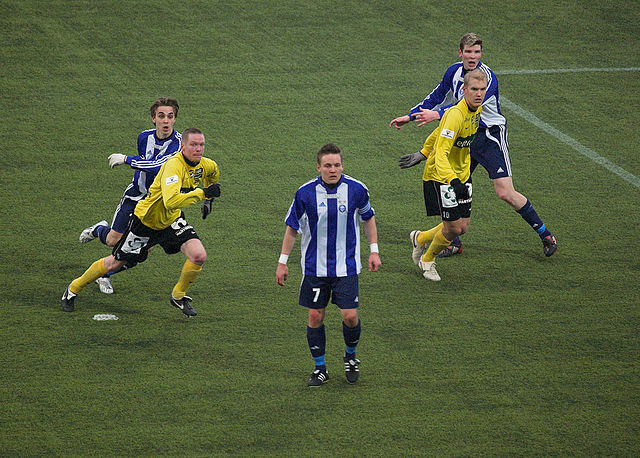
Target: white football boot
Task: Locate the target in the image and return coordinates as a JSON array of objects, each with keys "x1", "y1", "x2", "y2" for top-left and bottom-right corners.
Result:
[
  {"x1": 79, "y1": 220, "x2": 108, "y2": 243},
  {"x1": 419, "y1": 260, "x2": 441, "y2": 282},
  {"x1": 410, "y1": 230, "x2": 425, "y2": 266},
  {"x1": 95, "y1": 277, "x2": 114, "y2": 294}
]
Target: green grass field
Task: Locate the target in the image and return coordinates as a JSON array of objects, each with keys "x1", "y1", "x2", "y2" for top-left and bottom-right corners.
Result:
[{"x1": 1, "y1": 0, "x2": 639, "y2": 455}]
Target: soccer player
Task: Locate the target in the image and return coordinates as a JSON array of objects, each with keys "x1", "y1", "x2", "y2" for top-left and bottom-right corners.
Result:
[
  {"x1": 403, "y1": 69, "x2": 485, "y2": 281},
  {"x1": 79, "y1": 97, "x2": 182, "y2": 294},
  {"x1": 390, "y1": 33, "x2": 557, "y2": 258},
  {"x1": 62, "y1": 128, "x2": 221, "y2": 316},
  {"x1": 276, "y1": 144, "x2": 381, "y2": 387}
]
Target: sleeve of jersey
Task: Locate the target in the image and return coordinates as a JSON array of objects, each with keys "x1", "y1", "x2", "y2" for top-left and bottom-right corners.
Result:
[
  {"x1": 408, "y1": 68, "x2": 454, "y2": 119},
  {"x1": 127, "y1": 150, "x2": 176, "y2": 173},
  {"x1": 357, "y1": 187, "x2": 374, "y2": 222},
  {"x1": 284, "y1": 191, "x2": 305, "y2": 231},
  {"x1": 420, "y1": 128, "x2": 439, "y2": 159},
  {"x1": 433, "y1": 110, "x2": 462, "y2": 184},
  {"x1": 160, "y1": 161, "x2": 204, "y2": 211}
]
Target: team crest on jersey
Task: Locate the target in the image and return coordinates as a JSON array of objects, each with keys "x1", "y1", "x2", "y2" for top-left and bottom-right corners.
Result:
[{"x1": 339, "y1": 204, "x2": 346, "y2": 213}]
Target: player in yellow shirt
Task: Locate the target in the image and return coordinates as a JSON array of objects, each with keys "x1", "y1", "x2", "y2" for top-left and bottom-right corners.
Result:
[
  {"x1": 398, "y1": 69, "x2": 487, "y2": 281},
  {"x1": 62, "y1": 128, "x2": 221, "y2": 316}
]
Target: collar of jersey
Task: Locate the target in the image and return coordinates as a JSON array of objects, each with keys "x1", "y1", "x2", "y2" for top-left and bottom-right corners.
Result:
[
  {"x1": 318, "y1": 175, "x2": 343, "y2": 192},
  {"x1": 181, "y1": 152, "x2": 200, "y2": 167}
]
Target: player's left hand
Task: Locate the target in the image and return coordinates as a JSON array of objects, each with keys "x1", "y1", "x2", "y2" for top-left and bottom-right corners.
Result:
[
  {"x1": 201, "y1": 199, "x2": 213, "y2": 219},
  {"x1": 276, "y1": 263, "x2": 288, "y2": 286},
  {"x1": 368, "y1": 252, "x2": 381, "y2": 272},
  {"x1": 108, "y1": 154, "x2": 127, "y2": 168}
]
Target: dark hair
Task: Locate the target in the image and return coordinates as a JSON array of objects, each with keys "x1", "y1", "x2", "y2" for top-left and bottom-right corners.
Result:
[
  {"x1": 317, "y1": 143, "x2": 342, "y2": 164},
  {"x1": 150, "y1": 97, "x2": 179, "y2": 118},
  {"x1": 182, "y1": 127, "x2": 203, "y2": 144}
]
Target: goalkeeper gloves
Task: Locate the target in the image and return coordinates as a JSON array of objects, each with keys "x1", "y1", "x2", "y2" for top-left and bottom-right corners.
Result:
[
  {"x1": 203, "y1": 183, "x2": 221, "y2": 199},
  {"x1": 449, "y1": 178, "x2": 469, "y2": 201},
  {"x1": 398, "y1": 151, "x2": 426, "y2": 169},
  {"x1": 201, "y1": 199, "x2": 213, "y2": 220},
  {"x1": 108, "y1": 154, "x2": 127, "y2": 168}
]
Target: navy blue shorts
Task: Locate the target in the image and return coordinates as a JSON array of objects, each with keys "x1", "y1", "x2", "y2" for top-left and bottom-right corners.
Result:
[
  {"x1": 299, "y1": 275, "x2": 359, "y2": 309},
  {"x1": 111, "y1": 196, "x2": 138, "y2": 234},
  {"x1": 470, "y1": 125, "x2": 512, "y2": 179}
]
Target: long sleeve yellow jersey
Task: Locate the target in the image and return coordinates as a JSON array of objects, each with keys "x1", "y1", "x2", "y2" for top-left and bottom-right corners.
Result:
[
  {"x1": 134, "y1": 152, "x2": 220, "y2": 230},
  {"x1": 420, "y1": 98, "x2": 481, "y2": 184}
]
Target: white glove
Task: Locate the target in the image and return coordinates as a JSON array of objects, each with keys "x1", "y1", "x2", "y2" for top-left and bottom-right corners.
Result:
[{"x1": 108, "y1": 154, "x2": 127, "y2": 168}]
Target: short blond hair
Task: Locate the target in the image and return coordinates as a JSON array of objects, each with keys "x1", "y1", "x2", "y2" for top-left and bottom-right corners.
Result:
[
  {"x1": 464, "y1": 69, "x2": 487, "y2": 86},
  {"x1": 460, "y1": 33, "x2": 482, "y2": 51}
]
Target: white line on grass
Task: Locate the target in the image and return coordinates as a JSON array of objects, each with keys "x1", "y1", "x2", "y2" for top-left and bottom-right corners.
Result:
[
  {"x1": 494, "y1": 67, "x2": 640, "y2": 188},
  {"x1": 500, "y1": 96, "x2": 640, "y2": 188},
  {"x1": 495, "y1": 67, "x2": 640, "y2": 75}
]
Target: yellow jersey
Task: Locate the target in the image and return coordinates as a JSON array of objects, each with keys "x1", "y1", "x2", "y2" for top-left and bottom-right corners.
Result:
[
  {"x1": 134, "y1": 153, "x2": 220, "y2": 230},
  {"x1": 420, "y1": 98, "x2": 481, "y2": 184}
]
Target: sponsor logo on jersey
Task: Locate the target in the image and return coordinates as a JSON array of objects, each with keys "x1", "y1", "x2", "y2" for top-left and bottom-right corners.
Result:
[
  {"x1": 165, "y1": 175, "x2": 179, "y2": 185},
  {"x1": 453, "y1": 134, "x2": 476, "y2": 149}
]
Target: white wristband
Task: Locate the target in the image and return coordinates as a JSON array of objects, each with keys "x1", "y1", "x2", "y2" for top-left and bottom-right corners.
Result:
[
  {"x1": 278, "y1": 254, "x2": 289, "y2": 265},
  {"x1": 370, "y1": 243, "x2": 379, "y2": 253}
]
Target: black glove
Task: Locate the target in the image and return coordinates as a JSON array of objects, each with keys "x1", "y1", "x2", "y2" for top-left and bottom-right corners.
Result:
[
  {"x1": 203, "y1": 183, "x2": 221, "y2": 199},
  {"x1": 202, "y1": 199, "x2": 213, "y2": 220},
  {"x1": 450, "y1": 178, "x2": 469, "y2": 201},
  {"x1": 398, "y1": 151, "x2": 425, "y2": 169}
]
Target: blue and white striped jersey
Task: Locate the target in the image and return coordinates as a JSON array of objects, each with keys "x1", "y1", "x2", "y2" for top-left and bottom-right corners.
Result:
[
  {"x1": 285, "y1": 174, "x2": 375, "y2": 278},
  {"x1": 122, "y1": 129, "x2": 182, "y2": 201},
  {"x1": 409, "y1": 61, "x2": 505, "y2": 129}
]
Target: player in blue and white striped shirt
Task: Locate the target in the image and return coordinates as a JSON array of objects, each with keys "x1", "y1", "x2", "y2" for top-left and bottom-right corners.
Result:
[
  {"x1": 276, "y1": 144, "x2": 381, "y2": 387},
  {"x1": 78, "y1": 97, "x2": 182, "y2": 293},
  {"x1": 390, "y1": 33, "x2": 557, "y2": 258}
]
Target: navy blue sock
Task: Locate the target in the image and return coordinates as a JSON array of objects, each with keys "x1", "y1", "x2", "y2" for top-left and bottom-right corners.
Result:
[
  {"x1": 450, "y1": 236, "x2": 461, "y2": 246},
  {"x1": 307, "y1": 325, "x2": 326, "y2": 371},
  {"x1": 517, "y1": 200, "x2": 551, "y2": 239},
  {"x1": 343, "y1": 319, "x2": 361, "y2": 358},
  {"x1": 94, "y1": 224, "x2": 111, "y2": 246}
]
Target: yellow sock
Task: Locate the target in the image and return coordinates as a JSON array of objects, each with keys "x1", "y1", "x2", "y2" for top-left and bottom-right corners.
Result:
[
  {"x1": 69, "y1": 258, "x2": 109, "y2": 294},
  {"x1": 422, "y1": 230, "x2": 452, "y2": 263},
  {"x1": 172, "y1": 259, "x2": 203, "y2": 300},
  {"x1": 416, "y1": 222, "x2": 444, "y2": 246}
]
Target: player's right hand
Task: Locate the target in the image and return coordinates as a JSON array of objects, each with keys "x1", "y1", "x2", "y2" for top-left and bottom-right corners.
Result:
[
  {"x1": 389, "y1": 115, "x2": 410, "y2": 130},
  {"x1": 398, "y1": 151, "x2": 425, "y2": 169},
  {"x1": 108, "y1": 154, "x2": 127, "y2": 168}
]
